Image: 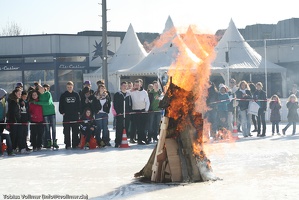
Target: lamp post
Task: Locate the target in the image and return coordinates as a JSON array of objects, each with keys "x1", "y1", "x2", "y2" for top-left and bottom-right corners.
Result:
[
  {"x1": 102, "y1": 0, "x2": 108, "y2": 89},
  {"x1": 264, "y1": 39, "x2": 268, "y2": 97}
]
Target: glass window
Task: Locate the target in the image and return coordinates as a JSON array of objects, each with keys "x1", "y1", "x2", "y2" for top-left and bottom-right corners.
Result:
[
  {"x1": 24, "y1": 70, "x2": 54, "y2": 89},
  {"x1": 56, "y1": 56, "x2": 87, "y2": 62},
  {"x1": 0, "y1": 57, "x2": 23, "y2": 64},
  {"x1": 58, "y1": 70, "x2": 83, "y2": 95},
  {"x1": 0, "y1": 71, "x2": 22, "y2": 93},
  {"x1": 24, "y1": 56, "x2": 54, "y2": 63}
]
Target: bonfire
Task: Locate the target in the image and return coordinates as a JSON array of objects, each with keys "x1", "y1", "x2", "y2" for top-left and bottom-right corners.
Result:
[{"x1": 134, "y1": 26, "x2": 220, "y2": 182}]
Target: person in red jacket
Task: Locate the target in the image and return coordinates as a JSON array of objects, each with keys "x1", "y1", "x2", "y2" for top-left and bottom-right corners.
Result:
[{"x1": 29, "y1": 90, "x2": 44, "y2": 151}]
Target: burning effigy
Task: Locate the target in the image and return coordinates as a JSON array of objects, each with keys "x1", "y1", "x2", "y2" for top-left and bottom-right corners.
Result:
[{"x1": 134, "y1": 25, "x2": 220, "y2": 182}]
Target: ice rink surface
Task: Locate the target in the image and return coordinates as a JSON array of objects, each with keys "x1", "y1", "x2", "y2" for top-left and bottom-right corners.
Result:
[{"x1": 1, "y1": 124, "x2": 299, "y2": 200}]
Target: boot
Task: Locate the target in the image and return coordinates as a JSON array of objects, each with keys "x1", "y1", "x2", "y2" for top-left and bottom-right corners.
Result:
[
  {"x1": 46, "y1": 140, "x2": 52, "y2": 148},
  {"x1": 53, "y1": 139, "x2": 59, "y2": 149}
]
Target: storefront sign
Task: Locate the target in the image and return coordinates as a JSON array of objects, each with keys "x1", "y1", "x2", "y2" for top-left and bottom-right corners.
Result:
[
  {"x1": 0, "y1": 65, "x2": 20, "y2": 71},
  {"x1": 59, "y1": 64, "x2": 86, "y2": 69}
]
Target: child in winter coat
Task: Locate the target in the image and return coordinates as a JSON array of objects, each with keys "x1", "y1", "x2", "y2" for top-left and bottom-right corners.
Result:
[
  {"x1": 282, "y1": 94, "x2": 299, "y2": 135},
  {"x1": 29, "y1": 90, "x2": 44, "y2": 151},
  {"x1": 217, "y1": 84, "x2": 230, "y2": 130},
  {"x1": 269, "y1": 95, "x2": 281, "y2": 136},
  {"x1": 80, "y1": 108, "x2": 96, "y2": 149}
]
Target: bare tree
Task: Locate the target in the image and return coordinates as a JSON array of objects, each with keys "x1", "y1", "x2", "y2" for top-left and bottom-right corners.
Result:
[{"x1": 1, "y1": 21, "x2": 22, "y2": 36}]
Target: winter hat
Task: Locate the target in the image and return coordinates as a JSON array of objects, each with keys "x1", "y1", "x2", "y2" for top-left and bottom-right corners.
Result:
[
  {"x1": 219, "y1": 83, "x2": 226, "y2": 90},
  {"x1": 16, "y1": 82, "x2": 23, "y2": 87},
  {"x1": 0, "y1": 88, "x2": 7, "y2": 99},
  {"x1": 84, "y1": 80, "x2": 91, "y2": 85}
]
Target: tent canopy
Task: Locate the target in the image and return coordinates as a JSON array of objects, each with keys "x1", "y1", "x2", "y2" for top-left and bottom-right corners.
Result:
[{"x1": 212, "y1": 19, "x2": 286, "y2": 73}]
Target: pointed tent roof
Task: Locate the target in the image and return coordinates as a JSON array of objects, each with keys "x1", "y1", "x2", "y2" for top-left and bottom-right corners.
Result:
[
  {"x1": 83, "y1": 23, "x2": 147, "y2": 92},
  {"x1": 117, "y1": 16, "x2": 200, "y2": 76},
  {"x1": 212, "y1": 19, "x2": 286, "y2": 73},
  {"x1": 183, "y1": 26, "x2": 209, "y2": 60},
  {"x1": 92, "y1": 23, "x2": 147, "y2": 74}
]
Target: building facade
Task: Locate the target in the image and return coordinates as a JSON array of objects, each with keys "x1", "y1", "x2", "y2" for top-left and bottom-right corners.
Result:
[{"x1": 0, "y1": 34, "x2": 121, "y2": 101}]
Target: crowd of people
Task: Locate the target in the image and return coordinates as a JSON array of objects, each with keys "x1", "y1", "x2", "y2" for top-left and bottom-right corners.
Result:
[
  {"x1": 0, "y1": 79, "x2": 164, "y2": 156},
  {"x1": 206, "y1": 79, "x2": 299, "y2": 140},
  {"x1": 1, "y1": 77, "x2": 298, "y2": 156}
]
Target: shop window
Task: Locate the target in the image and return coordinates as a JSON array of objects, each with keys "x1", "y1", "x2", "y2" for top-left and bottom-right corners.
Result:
[
  {"x1": 58, "y1": 70, "x2": 83, "y2": 95},
  {"x1": 0, "y1": 71, "x2": 22, "y2": 92}
]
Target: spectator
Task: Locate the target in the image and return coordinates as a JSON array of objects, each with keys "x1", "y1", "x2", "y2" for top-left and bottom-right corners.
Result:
[
  {"x1": 28, "y1": 90, "x2": 44, "y2": 151},
  {"x1": 236, "y1": 80, "x2": 252, "y2": 137},
  {"x1": 79, "y1": 108, "x2": 96, "y2": 149},
  {"x1": 35, "y1": 84, "x2": 58, "y2": 149},
  {"x1": 15, "y1": 82, "x2": 23, "y2": 90},
  {"x1": 113, "y1": 81, "x2": 132, "y2": 148},
  {"x1": 43, "y1": 84, "x2": 50, "y2": 91},
  {"x1": 81, "y1": 86, "x2": 97, "y2": 117},
  {"x1": 0, "y1": 88, "x2": 14, "y2": 156},
  {"x1": 269, "y1": 94, "x2": 281, "y2": 136},
  {"x1": 289, "y1": 84, "x2": 299, "y2": 98},
  {"x1": 217, "y1": 84, "x2": 230, "y2": 130},
  {"x1": 249, "y1": 82, "x2": 258, "y2": 132},
  {"x1": 282, "y1": 94, "x2": 299, "y2": 136},
  {"x1": 59, "y1": 81, "x2": 81, "y2": 149},
  {"x1": 253, "y1": 82, "x2": 267, "y2": 137},
  {"x1": 227, "y1": 78, "x2": 239, "y2": 132},
  {"x1": 94, "y1": 84, "x2": 111, "y2": 146},
  {"x1": 205, "y1": 81, "x2": 218, "y2": 139},
  {"x1": 19, "y1": 91, "x2": 31, "y2": 151},
  {"x1": 7, "y1": 88, "x2": 27, "y2": 154},
  {"x1": 79, "y1": 80, "x2": 94, "y2": 100},
  {"x1": 127, "y1": 81, "x2": 133, "y2": 90},
  {"x1": 130, "y1": 80, "x2": 150, "y2": 145},
  {"x1": 148, "y1": 81, "x2": 162, "y2": 143}
]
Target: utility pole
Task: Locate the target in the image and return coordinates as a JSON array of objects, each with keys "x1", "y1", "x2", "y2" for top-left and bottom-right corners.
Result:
[{"x1": 102, "y1": 0, "x2": 108, "y2": 89}]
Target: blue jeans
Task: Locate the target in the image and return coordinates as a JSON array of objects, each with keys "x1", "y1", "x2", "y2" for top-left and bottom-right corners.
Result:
[
  {"x1": 148, "y1": 111, "x2": 162, "y2": 140},
  {"x1": 44, "y1": 115, "x2": 56, "y2": 141},
  {"x1": 239, "y1": 109, "x2": 251, "y2": 137},
  {"x1": 95, "y1": 112, "x2": 109, "y2": 143}
]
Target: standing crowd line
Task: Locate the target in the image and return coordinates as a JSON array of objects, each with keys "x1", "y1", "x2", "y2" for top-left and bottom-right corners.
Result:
[
  {"x1": 0, "y1": 79, "x2": 164, "y2": 156},
  {"x1": 206, "y1": 79, "x2": 299, "y2": 140}
]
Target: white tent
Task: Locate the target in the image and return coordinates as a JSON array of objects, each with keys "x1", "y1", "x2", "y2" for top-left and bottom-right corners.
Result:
[
  {"x1": 116, "y1": 16, "x2": 201, "y2": 79},
  {"x1": 212, "y1": 19, "x2": 287, "y2": 96},
  {"x1": 83, "y1": 24, "x2": 147, "y2": 92}
]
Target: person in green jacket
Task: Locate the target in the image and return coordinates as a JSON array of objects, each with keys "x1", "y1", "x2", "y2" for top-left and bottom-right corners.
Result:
[{"x1": 34, "y1": 84, "x2": 59, "y2": 149}]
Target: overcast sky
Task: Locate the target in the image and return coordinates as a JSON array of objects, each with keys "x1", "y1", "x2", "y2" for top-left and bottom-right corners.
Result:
[{"x1": 1, "y1": 0, "x2": 298, "y2": 35}]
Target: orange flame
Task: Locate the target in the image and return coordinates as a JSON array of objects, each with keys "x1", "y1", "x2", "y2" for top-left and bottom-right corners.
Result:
[{"x1": 156, "y1": 25, "x2": 217, "y2": 156}]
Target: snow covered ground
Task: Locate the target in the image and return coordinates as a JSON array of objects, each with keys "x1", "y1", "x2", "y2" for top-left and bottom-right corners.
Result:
[{"x1": 1, "y1": 123, "x2": 299, "y2": 200}]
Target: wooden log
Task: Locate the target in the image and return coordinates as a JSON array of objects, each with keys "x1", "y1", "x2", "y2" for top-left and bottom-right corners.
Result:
[
  {"x1": 165, "y1": 138, "x2": 182, "y2": 182},
  {"x1": 151, "y1": 117, "x2": 169, "y2": 182},
  {"x1": 178, "y1": 124, "x2": 203, "y2": 182}
]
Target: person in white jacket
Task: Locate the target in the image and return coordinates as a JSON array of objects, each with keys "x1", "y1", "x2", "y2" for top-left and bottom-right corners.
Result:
[{"x1": 130, "y1": 80, "x2": 150, "y2": 145}]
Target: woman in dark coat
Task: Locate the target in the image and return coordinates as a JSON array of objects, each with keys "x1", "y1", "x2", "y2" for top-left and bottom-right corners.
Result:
[
  {"x1": 205, "y1": 81, "x2": 219, "y2": 139},
  {"x1": 269, "y1": 95, "x2": 281, "y2": 136},
  {"x1": 282, "y1": 94, "x2": 299, "y2": 135},
  {"x1": 7, "y1": 88, "x2": 28, "y2": 154}
]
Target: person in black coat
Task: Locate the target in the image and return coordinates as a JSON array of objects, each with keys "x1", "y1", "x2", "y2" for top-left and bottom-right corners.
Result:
[
  {"x1": 253, "y1": 82, "x2": 267, "y2": 137},
  {"x1": 269, "y1": 95, "x2": 281, "y2": 136},
  {"x1": 80, "y1": 86, "x2": 97, "y2": 117},
  {"x1": 205, "y1": 81, "x2": 218, "y2": 139},
  {"x1": 282, "y1": 94, "x2": 299, "y2": 135},
  {"x1": 236, "y1": 80, "x2": 252, "y2": 137},
  {"x1": 59, "y1": 81, "x2": 81, "y2": 149},
  {"x1": 79, "y1": 108, "x2": 96, "y2": 149},
  {"x1": 7, "y1": 88, "x2": 27, "y2": 153},
  {"x1": 113, "y1": 81, "x2": 132, "y2": 148}
]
